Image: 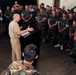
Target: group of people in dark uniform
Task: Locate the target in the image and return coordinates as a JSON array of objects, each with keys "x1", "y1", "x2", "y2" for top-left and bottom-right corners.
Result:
[
  {"x1": 0, "y1": 1, "x2": 76, "y2": 75},
  {"x1": 1, "y1": 0, "x2": 76, "y2": 64}
]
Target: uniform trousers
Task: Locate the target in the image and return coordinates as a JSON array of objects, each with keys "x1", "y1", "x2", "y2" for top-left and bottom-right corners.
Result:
[{"x1": 10, "y1": 38, "x2": 21, "y2": 62}]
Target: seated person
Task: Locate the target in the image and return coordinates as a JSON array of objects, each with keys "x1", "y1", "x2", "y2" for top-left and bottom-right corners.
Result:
[{"x1": 1, "y1": 44, "x2": 39, "y2": 75}]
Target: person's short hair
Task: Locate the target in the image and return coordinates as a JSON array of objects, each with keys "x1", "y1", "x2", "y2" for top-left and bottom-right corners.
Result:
[
  {"x1": 24, "y1": 44, "x2": 37, "y2": 62},
  {"x1": 40, "y1": 3, "x2": 44, "y2": 6},
  {"x1": 62, "y1": 11, "x2": 67, "y2": 15},
  {"x1": 13, "y1": 14, "x2": 19, "y2": 19},
  {"x1": 73, "y1": 19, "x2": 76, "y2": 22}
]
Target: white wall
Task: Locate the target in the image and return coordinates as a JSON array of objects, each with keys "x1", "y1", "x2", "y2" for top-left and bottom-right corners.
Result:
[
  {"x1": 60, "y1": 0, "x2": 76, "y2": 10},
  {"x1": 38, "y1": 0, "x2": 54, "y2": 7},
  {"x1": 38, "y1": 0, "x2": 76, "y2": 11}
]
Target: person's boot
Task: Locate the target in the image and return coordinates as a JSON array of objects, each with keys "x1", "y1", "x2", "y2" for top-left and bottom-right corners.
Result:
[
  {"x1": 54, "y1": 44, "x2": 60, "y2": 47},
  {"x1": 60, "y1": 45, "x2": 63, "y2": 50},
  {"x1": 42, "y1": 38, "x2": 45, "y2": 43}
]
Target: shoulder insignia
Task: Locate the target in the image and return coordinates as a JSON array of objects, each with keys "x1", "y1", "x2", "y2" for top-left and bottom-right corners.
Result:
[{"x1": 9, "y1": 61, "x2": 22, "y2": 73}]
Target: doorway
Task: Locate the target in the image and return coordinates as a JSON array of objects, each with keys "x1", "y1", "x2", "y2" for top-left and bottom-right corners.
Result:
[{"x1": 54, "y1": 0, "x2": 60, "y2": 8}]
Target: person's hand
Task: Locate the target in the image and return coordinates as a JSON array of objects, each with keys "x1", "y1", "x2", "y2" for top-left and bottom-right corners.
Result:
[
  {"x1": 7, "y1": 16, "x2": 9, "y2": 18},
  {"x1": 20, "y1": 26, "x2": 23, "y2": 29},
  {"x1": 59, "y1": 30, "x2": 62, "y2": 33},
  {"x1": 38, "y1": 20, "x2": 41, "y2": 23},
  {"x1": 69, "y1": 35, "x2": 72, "y2": 38},
  {"x1": 74, "y1": 36, "x2": 76, "y2": 40},
  {"x1": 74, "y1": 33, "x2": 76, "y2": 40},
  {"x1": 25, "y1": 19, "x2": 28, "y2": 22},
  {"x1": 27, "y1": 26, "x2": 33, "y2": 32},
  {"x1": 49, "y1": 26, "x2": 52, "y2": 29}
]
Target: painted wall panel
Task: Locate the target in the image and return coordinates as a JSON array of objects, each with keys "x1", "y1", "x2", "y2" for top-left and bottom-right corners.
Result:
[
  {"x1": 60, "y1": 0, "x2": 76, "y2": 10},
  {"x1": 38, "y1": 0, "x2": 54, "y2": 7}
]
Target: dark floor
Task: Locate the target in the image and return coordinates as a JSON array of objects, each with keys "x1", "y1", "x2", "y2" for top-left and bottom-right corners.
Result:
[{"x1": 0, "y1": 32, "x2": 76, "y2": 75}]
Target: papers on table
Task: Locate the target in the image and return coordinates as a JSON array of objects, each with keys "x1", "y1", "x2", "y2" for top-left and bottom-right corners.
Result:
[{"x1": 21, "y1": 32, "x2": 31, "y2": 38}]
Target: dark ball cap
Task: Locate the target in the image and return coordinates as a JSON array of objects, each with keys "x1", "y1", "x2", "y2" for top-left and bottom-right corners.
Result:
[{"x1": 24, "y1": 44, "x2": 37, "y2": 62}]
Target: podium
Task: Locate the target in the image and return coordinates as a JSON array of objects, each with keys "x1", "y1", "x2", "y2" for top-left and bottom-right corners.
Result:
[{"x1": 20, "y1": 25, "x2": 41, "y2": 57}]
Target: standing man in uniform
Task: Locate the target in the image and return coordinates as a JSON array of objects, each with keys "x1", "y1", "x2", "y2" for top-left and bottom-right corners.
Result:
[
  {"x1": 13, "y1": 1, "x2": 20, "y2": 10},
  {"x1": 69, "y1": 20, "x2": 76, "y2": 57},
  {"x1": 4, "y1": 6, "x2": 11, "y2": 34},
  {"x1": 21, "y1": 5, "x2": 33, "y2": 28},
  {"x1": 47, "y1": 10, "x2": 58, "y2": 46},
  {"x1": 9, "y1": 14, "x2": 33, "y2": 62},
  {"x1": 35, "y1": 7, "x2": 47, "y2": 42},
  {"x1": 9, "y1": 7, "x2": 15, "y2": 22},
  {"x1": 0, "y1": 9, "x2": 3, "y2": 28},
  {"x1": 58, "y1": 11, "x2": 69, "y2": 50}
]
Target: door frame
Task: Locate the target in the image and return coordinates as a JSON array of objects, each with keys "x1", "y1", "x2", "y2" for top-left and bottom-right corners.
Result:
[{"x1": 54, "y1": 0, "x2": 60, "y2": 8}]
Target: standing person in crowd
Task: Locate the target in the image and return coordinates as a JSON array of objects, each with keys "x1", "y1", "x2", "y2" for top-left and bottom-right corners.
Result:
[
  {"x1": 55, "y1": 8, "x2": 62, "y2": 21},
  {"x1": 13, "y1": 1, "x2": 20, "y2": 10},
  {"x1": 29, "y1": 5, "x2": 34, "y2": 13},
  {"x1": 14, "y1": 6, "x2": 21, "y2": 15},
  {"x1": 1, "y1": 44, "x2": 39, "y2": 75},
  {"x1": 69, "y1": 20, "x2": 76, "y2": 57},
  {"x1": 57, "y1": 11, "x2": 69, "y2": 50},
  {"x1": 73, "y1": 12, "x2": 76, "y2": 20},
  {"x1": 61, "y1": 6, "x2": 66, "y2": 12},
  {"x1": 40, "y1": 3, "x2": 46, "y2": 10},
  {"x1": 0, "y1": 9, "x2": 3, "y2": 28},
  {"x1": 35, "y1": 7, "x2": 47, "y2": 42},
  {"x1": 9, "y1": 14, "x2": 33, "y2": 62},
  {"x1": 73, "y1": 30, "x2": 76, "y2": 63},
  {"x1": 66, "y1": 9, "x2": 71, "y2": 17},
  {"x1": 28, "y1": 5, "x2": 35, "y2": 24},
  {"x1": 67, "y1": 12, "x2": 74, "y2": 27},
  {"x1": 47, "y1": 10, "x2": 58, "y2": 45},
  {"x1": 4, "y1": 6, "x2": 10, "y2": 25},
  {"x1": 19, "y1": 5, "x2": 24, "y2": 13},
  {"x1": 4, "y1": 6, "x2": 11, "y2": 33},
  {"x1": 21, "y1": 5, "x2": 32, "y2": 28},
  {"x1": 66, "y1": 12, "x2": 75, "y2": 51},
  {"x1": 46, "y1": 5, "x2": 52, "y2": 18},
  {"x1": 9, "y1": 7, "x2": 15, "y2": 22},
  {"x1": 69, "y1": 20, "x2": 76, "y2": 53},
  {"x1": 69, "y1": 24, "x2": 76, "y2": 63}
]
